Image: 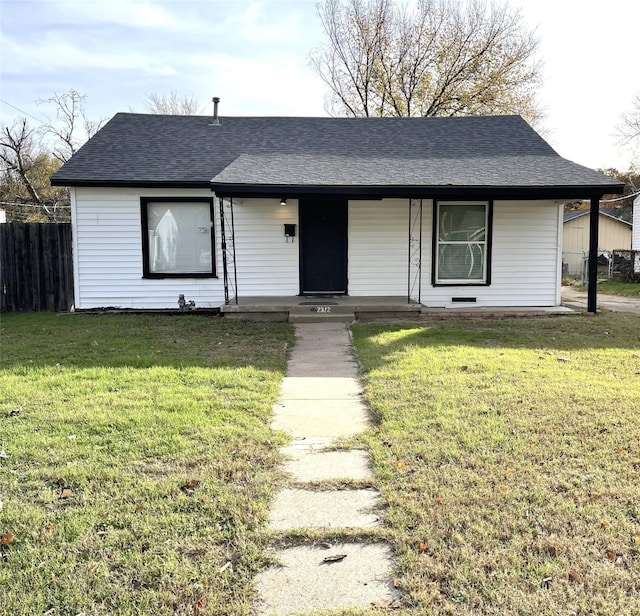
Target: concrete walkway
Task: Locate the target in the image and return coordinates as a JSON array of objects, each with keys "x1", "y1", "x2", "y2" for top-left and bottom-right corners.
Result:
[{"x1": 253, "y1": 323, "x2": 400, "y2": 616}]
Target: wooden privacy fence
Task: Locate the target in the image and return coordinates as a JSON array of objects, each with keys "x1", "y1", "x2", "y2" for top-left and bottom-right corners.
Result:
[{"x1": 1, "y1": 223, "x2": 74, "y2": 312}]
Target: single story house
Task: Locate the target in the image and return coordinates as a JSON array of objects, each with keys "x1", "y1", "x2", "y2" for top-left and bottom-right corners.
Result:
[{"x1": 51, "y1": 110, "x2": 624, "y2": 313}]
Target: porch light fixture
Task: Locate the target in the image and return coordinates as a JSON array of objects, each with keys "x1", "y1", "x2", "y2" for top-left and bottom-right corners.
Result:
[{"x1": 280, "y1": 198, "x2": 287, "y2": 206}]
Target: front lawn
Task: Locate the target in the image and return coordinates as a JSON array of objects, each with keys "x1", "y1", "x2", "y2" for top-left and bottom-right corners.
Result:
[
  {"x1": 0, "y1": 313, "x2": 292, "y2": 616},
  {"x1": 353, "y1": 313, "x2": 640, "y2": 615}
]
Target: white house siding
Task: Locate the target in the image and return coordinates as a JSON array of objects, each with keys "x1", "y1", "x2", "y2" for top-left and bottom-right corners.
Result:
[
  {"x1": 72, "y1": 187, "x2": 224, "y2": 309},
  {"x1": 348, "y1": 199, "x2": 412, "y2": 296},
  {"x1": 73, "y1": 190, "x2": 562, "y2": 309},
  {"x1": 232, "y1": 198, "x2": 300, "y2": 296},
  {"x1": 633, "y1": 195, "x2": 640, "y2": 251},
  {"x1": 421, "y1": 200, "x2": 561, "y2": 307}
]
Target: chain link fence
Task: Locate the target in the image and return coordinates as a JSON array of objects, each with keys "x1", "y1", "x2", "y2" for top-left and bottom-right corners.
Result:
[
  {"x1": 611, "y1": 250, "x2": 640, "y2": 282},
  {"x1": 564, "y1": 250, "x2": 640, "y2": 284}
]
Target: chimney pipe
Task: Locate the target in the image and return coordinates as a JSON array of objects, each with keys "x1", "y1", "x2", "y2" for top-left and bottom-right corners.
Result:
[{"x1": 211, "y1": 97, "x2": 220, "y2": 125}]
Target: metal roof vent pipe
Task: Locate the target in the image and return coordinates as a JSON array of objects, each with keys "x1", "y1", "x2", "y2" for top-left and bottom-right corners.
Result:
[{"x1": 210, "y1": 97, "x2": 221, "y2": 126}]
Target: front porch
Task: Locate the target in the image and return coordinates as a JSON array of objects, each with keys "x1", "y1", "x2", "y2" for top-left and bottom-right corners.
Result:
[{"x1": 220, "y1": 296, "x2": 574, "y2": 322}]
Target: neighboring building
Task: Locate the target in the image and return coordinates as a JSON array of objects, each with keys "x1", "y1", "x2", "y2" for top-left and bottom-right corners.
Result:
[
  {"x1": 51, "y1": 112, "x2": 623, "y2": 311},
  {"x1": 562, "y1": 208, "x2": 633, "y2": 280},
  {"x1": 563, "y1": 208, "x2": 632, "y2": 254}
]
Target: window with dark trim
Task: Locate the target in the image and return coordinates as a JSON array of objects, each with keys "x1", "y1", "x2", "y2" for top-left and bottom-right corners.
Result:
[
  {"x1": 141, "y1": 197, "x2": 216, "y2": 278},
  {"x1": 432, "y1": 201, "x2": 493, "y2": 286}
]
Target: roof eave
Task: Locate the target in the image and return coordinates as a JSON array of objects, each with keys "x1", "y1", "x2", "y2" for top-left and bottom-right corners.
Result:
[
  {"x1": 210, "y1": 183, "x2": 626, "y2": 201},
  {"x1": 50, "y1": 178, "x2": 213, "y2": 189}
]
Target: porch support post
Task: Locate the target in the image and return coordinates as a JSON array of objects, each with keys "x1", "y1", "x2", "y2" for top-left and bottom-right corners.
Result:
[
  {"x1": 587, "y1": 196, "x2": 599, "y2": 313},
  {"x1": 218, "y1": 196, "x2": 238, "y2": 305}
]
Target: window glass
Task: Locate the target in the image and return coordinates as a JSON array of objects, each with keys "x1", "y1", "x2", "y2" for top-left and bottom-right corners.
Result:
[
  {"x1": 147, "y1": 202, "x2": 212, "y2": 274},
  {"x1": 437, "y1": 203, "x2": 487, "y2": 283}
]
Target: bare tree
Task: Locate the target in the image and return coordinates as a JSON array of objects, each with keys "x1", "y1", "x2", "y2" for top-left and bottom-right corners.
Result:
[
  {"x1": 1, "y1": 89, "x2": 104, "y2": 221},
  {"x1": 0, "y1": 118, "x2": 67, "y2": 221},
  {"x1": 39, "y1": 89, "x2": 107, "y2": 163},
  {"x1": 618, "y1": 94, "x2": 640, "y2": 146},
  {"x1": 310, "y1": 0, "x2": 543, "y2": 125},
  {"x1": 143, "y1": 91, "x2": 204, "y2": 115}
]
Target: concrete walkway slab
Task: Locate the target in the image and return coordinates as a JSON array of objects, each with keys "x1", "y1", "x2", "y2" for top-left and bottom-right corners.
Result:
[
  {"x1": 268, "y1": 488, "x2": 380, "y2": 530},
  {"x1": 279, "y1": 376, "x2": 362, "y2": 400},
  {"x1": 254, "y1": 323, "x2": 398, "y2": 615},
  {"x1": 280, "y1": 449, "x2": 373, "y2": 482},
  {"x1": 272, "y1": 399, "x2": 371, "y2": 438},
  {"x1": 254, "y1": 542, "x2": 399, "y2": 616},
  {"x1": 285, "y1": 362, "x2": 358, "y2": 378}
]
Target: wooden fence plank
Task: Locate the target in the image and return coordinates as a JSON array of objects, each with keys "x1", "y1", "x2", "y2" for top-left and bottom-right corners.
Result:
[{"x1": 0, "y1": 223, "x2": 74, "y2": 312}]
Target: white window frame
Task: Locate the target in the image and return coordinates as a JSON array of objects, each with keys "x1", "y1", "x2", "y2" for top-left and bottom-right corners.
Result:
[{"x1": 435, "y1": 201, "x2": 490, "y2": 285}]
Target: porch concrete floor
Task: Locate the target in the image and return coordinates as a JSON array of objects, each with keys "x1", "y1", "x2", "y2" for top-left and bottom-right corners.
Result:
[{"x1": 220, "y1": 296, "x2": 575, "y2": 319}]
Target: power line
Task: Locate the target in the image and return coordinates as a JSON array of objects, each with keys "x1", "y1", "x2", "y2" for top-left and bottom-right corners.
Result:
[
  {"x1": 601, "y1": 190, "x2": 640, "y2": 203},
  {"x1": 0, "y1": 99, "x2": 46, "y2": 125}
]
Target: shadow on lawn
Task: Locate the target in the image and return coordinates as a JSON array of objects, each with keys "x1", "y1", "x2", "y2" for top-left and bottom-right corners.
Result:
[
  {"x1": 352, "y1": 313, "x2": 640, "y2": 371},
  {"x1": 0, "y1": 312, "x2": 294, "y2": 372}
]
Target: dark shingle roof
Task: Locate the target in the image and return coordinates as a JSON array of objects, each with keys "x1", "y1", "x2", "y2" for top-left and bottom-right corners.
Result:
[
  {"x1": 51, "y1": 113, "x2": 624, "y2": 199},
  {"x1": 564, "y1": 207, "x2": 632, "y2": 225}
]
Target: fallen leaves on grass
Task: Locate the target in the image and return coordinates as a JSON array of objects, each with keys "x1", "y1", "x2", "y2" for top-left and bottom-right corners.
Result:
[
  {"x1": 59, "y1": 488, "x2": 73, "y2": 499},
  {"x1": 605, "y1": 550, "x2": 624, "y2": 565},
  {"x1": 1, "y1": 532, "x2": 14, "y2": 544},
  {"x1": 418, "y1": 542, "x2": 428, "y2": 552},
  {"x1": 181, "y1": 479, "x2": 200, "y2": 496},
  {"x1": 397, "y1": 461, "x2": 406, "y2": 469}
]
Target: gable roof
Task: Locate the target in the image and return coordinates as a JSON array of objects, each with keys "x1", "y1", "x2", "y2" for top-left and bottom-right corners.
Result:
[
  {"x1": 563, "y1": 208, "x2": 632, "y2": 226},
  {"x1": 51, "y1": 113, "x2": 624, "y2": 200}
]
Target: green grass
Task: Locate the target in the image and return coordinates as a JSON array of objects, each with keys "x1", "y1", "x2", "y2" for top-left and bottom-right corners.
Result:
[
  {"x1": 352, "y1": 314, "x2": 640, "y2": 615},
  {"x1": 0, "y1": 313, "x2": 293, "y2": 616},
  {"x1": 568, "y1": 281, "x2": 640, "y2": 297},
  {"x1": 598, "y1": 281, "x2": 640, "y2": 297}
]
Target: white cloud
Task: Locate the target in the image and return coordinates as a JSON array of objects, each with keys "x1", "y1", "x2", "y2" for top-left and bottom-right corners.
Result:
[
  {"x1": 2, "y1": 35, "x2": 177, "y2": 76},
  {"x1": 41, "y1": 0, "x2": 194, "y2": 30}
]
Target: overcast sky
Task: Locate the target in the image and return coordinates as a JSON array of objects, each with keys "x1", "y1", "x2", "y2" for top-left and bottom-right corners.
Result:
[{"x1": 1, "y1": 0, "x2": 638, "y2": 171}]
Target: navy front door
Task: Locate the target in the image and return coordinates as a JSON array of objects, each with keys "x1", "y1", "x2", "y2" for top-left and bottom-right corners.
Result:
[{"x1": 299, "y1": 197, "x2": 348, "y2": 295}]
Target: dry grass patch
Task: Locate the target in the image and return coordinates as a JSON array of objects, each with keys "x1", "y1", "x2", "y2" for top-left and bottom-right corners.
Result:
[{"x1": 352, "y1": 314, "x2": 640, "y2": 615}]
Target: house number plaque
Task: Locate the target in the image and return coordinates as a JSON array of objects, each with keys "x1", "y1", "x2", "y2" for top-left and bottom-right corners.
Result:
[{"x1": 313, "y1": 306, "x2": 332, "y2": 313}]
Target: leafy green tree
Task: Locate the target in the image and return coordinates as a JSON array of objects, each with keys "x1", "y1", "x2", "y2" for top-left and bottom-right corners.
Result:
[{"x1": 310, "y1": 0, "x2": 542, "y2": 125}]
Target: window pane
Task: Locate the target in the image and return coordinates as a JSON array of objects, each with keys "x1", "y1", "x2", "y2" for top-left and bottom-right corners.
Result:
[
  {"x1": 438, "y1": 243, "x2": 485, "y2": 280},
  {"x1": 147, "y1": 202, "x2": 212, "y2": 274},
  {"x1": 439, "y1": 205, "x2": 486, "y2": 242}
]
